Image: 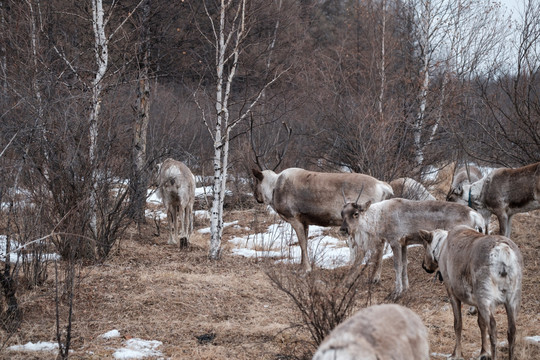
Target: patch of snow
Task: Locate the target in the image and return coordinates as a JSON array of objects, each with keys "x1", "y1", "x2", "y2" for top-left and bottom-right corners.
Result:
[
  {"x1": 100, "y1": 329, "x2": 121, "y2": 339},
  {"x1": 8, "y1": 341, "x2": 58, "y2": 352},
  {"x1": 145, "y1": 209, "x2": 166, "y2": 221},
  {"x1": 195, "y1": 210, "x2": 210, "y2": 219},
  {"x1": 430, "y1": 353, "x2": 452, "y2": 358},
  {"x1": 113, "y1": 338, "x2": 163, "y2": 359},
  {"x1": 198, "y1": 221, "x2": 238, "y2": 234},
  {"x1": 195, "y1": 186, "x2": 232, "y2": 198},
  {"x1": 525, "y1": 335, "x2": 540, "y2": 344},
  {"x1": 146, "y1": 189, "x2": 161, "y2": 205},
  {"x1": 228, "y1": 221, "x2": 351, "y2": 269}
]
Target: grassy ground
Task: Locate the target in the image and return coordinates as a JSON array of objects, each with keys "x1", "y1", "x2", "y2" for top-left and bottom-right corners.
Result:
[{"x1": 1, "y1": 204, "x2": 539, "y2": 359}]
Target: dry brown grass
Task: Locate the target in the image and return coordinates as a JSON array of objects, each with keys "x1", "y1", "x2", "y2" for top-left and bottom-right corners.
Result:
[{"x1": 1, "y1": 207, "x2": 539, "y2": 359}]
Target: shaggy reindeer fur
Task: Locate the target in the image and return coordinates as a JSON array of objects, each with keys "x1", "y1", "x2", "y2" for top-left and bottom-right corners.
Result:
[
  {"x1": 420, "y1": 226, "x2": 523, "y2": 360},
  {"x1": 447, "y1": 165, "x2": 491, "y2": 233},
  {"x1": 389, "y1": 177, "x2": 436, "y2": 201},
  {"x1": 313, "y1": 304, "x2": 430, "y2": 360},
  {"x1": 252, "y1": 168, "x2": 393, "y2": 271},
  {"x1": 447, "y1": 162, "x2": 540, "y2": 237},
  {"x1": 340, "y1": 198, "x2": 484, "y2": 297},
  {"x1": 157, "y1": 159, "x2": 196, "y2": 247}
]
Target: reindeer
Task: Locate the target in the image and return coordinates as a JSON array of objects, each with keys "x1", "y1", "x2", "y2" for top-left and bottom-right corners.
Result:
[
  {"x1": 447, "y1": 162, "x2": 540, "y2": 237},
  {"x1": 389, "y1": 177, "x2": 436, "y2": 201},
  {"x1": 340, "y1": 198, "x2": 484, "y2": 297},
  {"x1": 313, "y1": 304, "x2": 430, "y2": 360},
  {"x1": 446, "y1": 164, "x2": 491, "y2": 233},
  {"x1": 251, "y1": 168, "x2": 393, "y2": 271},
  {"x1": 156, "y1": 158, "x2": 196, "y2": 248},
  {"x1": 419, "y1": 226, "x2": 522, "y2": 360}
]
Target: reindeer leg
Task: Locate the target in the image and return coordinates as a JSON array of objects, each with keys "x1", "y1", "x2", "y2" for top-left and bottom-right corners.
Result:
[
  {"x1": 449, "y1": 295, "x2": 464, "y2": 360},
  {"x1": 488, "y1": 311, "x2": 498, "y2": 360},
  {"x1": 371, "y1": 238, "x2": 385, "y2": 283},
  {"x1": 290, "y1": 220, "x2": 311, "y2": 272},
  {"x1": 476, "y1": 302, "x2": 493, "y2": 360},
  {"x1": 401, "y1": 244, "x2": 409, "y2": 291},
  {"x1": 505, "y1": 300, "x2": 518, "y2": 360},
  {"x1": 166, "y1": 205, "x2": 176, "y2": 245},
  {"x1": 506, "y1": 214, "x2": 514, "y2": 238},
  {"x1": 390, "y1": 243, "x2": 403, "y2": 299},
  {"x1": 179, "y1": 205, "x2": 188, "y2": 248},
  {"x1": 496, "y1": 211, "x2": 509, "y2": 237}
]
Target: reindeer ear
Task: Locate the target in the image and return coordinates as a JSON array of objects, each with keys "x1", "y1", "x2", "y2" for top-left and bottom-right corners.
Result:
[
  {"x1": 252, "y1": 168, "x2": 264, "y2": 181},
  {"x1": 361, "y1": 200, "x2": 372, "y2": 211},
  {"x1": 455, "y1": 184, "x2": 463, "y2": 195},
  {"x1": 418, "y1": 229, "x2": 433, "y2": 244}
]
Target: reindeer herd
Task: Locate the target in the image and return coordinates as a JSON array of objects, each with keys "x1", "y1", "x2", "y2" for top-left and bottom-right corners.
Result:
[{"x1": 155, "y1": 158, "x2": 540, "y2": 360}]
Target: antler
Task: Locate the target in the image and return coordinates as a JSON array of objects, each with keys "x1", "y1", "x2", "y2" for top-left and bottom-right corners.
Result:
[
  {"x1": 341, "y1": 186, "x2": 347, "y2": 204},
  {"x1": 272, "y1": 122, "x2": 292, "y2": 171},
  {"x1": 354, "y1": 185, "x2": 364, "y2": 205}
]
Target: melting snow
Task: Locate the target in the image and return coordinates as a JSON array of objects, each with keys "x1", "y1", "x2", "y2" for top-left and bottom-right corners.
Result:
[
  {"x1": 100, "y1": 329, "x2": 121, "y2": 339},
  {"x1": 8, "y1": 341, "x2": 58, "y2": 352},
  {"x1": 113, "y1": 338, "x2": 163, "y2": 359}
]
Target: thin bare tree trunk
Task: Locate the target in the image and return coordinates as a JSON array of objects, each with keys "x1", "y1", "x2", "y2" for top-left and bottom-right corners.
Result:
[{"x1": 131, "y1": 0, "x2": 151, "y2": 224}]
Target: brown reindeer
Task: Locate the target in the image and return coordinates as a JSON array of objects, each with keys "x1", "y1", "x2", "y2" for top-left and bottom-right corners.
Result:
[
  {"x1": 157, "y1": 158, "x2": 196, "y2": 248},
  {"x1": 313, "y1": 303, "x2": 430, "y2": 360},
  {"x1": 419, "y1": 226, "x2": 522, "y2": 360},
  {"x1": 340, "y1": 198, "x2": 484, "y2": 297},
  {"x1": 447, "y1": 162, "x2": 540, "y2": 237},
  {"x1": 251, "y1": 168, "x2": 393, "y2": 271},
  {"x1": 389, "y1": 177, "x2": 436, "y2": 201}
]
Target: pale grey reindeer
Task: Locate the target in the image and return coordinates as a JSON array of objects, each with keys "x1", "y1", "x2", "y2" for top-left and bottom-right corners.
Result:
[
  {"x1": 389, "y1": 177, "x2": 436, "y2": 201},
  {"x1": 251, "y1": 168, "x2": 393, "y2": 271},
  {"x1": 419, "y1": 226, "x2": 522, "y2": 360},
  {"x1": 157, "y1": 158, "x2": 196, "y2": 248},
  {"x1": 447, "y1": 162, "x2": 540, "y2": 237},
  {"x1": 340, "y1": 198, "x2": 484, "y2": 297},
  {"x1": 447, "y1": 164, "x2": 491, "y2": 233},
  {"x1": 313, "y1": 303, "x2": 430, "y2": 360}
]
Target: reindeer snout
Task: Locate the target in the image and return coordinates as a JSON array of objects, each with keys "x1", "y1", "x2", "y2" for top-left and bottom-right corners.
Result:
[
  {"x1": 339, "y1": 226, "x2": 349, "y2": 235},
  {"x1": 422, "y1": 261, "x2": 435, "y2": 274}
]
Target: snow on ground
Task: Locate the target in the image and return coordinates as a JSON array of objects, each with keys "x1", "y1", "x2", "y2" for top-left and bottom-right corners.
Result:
[
  {"x1": 7, "y1": 341, "x2": 58, "y2": 353},
  {"x1": 225, "y1": 220, "x2": 399, "y2": 270},
  {"x1": 112, "y1": 338, "x2": 163, "y2": 359},
  {"x1": 7, "y1": 330, "x2": 164, "y2": 359}
]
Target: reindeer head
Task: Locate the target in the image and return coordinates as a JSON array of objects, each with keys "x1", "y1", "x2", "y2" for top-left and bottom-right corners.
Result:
[
  {"x1": 339, "y1": 200, "x2": 372, "y2": 236},
  {"x1": 251, "y1": 168, "x2": 265, "y2": 203},
  {"x1": 419, "y1": 229, "x2": 447, "y2": 274}
]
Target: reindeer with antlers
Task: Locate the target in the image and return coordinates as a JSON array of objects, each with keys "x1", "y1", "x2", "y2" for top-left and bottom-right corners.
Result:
[
  {"x1": 340, "y1": 197, "x2": 485, "y2": 297},
  {"x1": 251, "y1": 167, "x2": 393, "y2": 271}
]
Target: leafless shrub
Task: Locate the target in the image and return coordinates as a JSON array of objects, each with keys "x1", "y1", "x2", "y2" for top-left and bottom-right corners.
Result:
[{"x1": 266, "y1": 264, "x2": 368, "y2": 350}]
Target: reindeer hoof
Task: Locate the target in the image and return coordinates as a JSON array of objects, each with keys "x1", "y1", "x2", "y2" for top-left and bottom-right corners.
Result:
[
  {"x1": 386, "y1": 290, "x2": 403, "y2": 302},
  {"x1": 370, "y1": 276, "x2": 381, "y2": 284},
  {"x1": 478, "y1": 354, "x2": 492, "y2": 360}
]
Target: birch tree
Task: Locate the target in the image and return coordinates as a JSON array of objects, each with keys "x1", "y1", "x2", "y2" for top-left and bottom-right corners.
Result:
[
  {"x1": 203, "y1": 0, "x2": 284, "y2": 259},
  {"x1": 410, "y1": 0, "x2": 504, "y2": 167}
]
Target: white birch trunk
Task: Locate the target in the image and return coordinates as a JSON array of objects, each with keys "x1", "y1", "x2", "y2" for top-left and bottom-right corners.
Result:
[
  {"x1": 208, "y1": 0, "x2": 244, "y2": 259},
  {"x1": 89, "y1": 0, "x2": 108, "y2": 235},
  {"x1": 413, "y1": 0, "x2": 432, "y2": 167}
]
